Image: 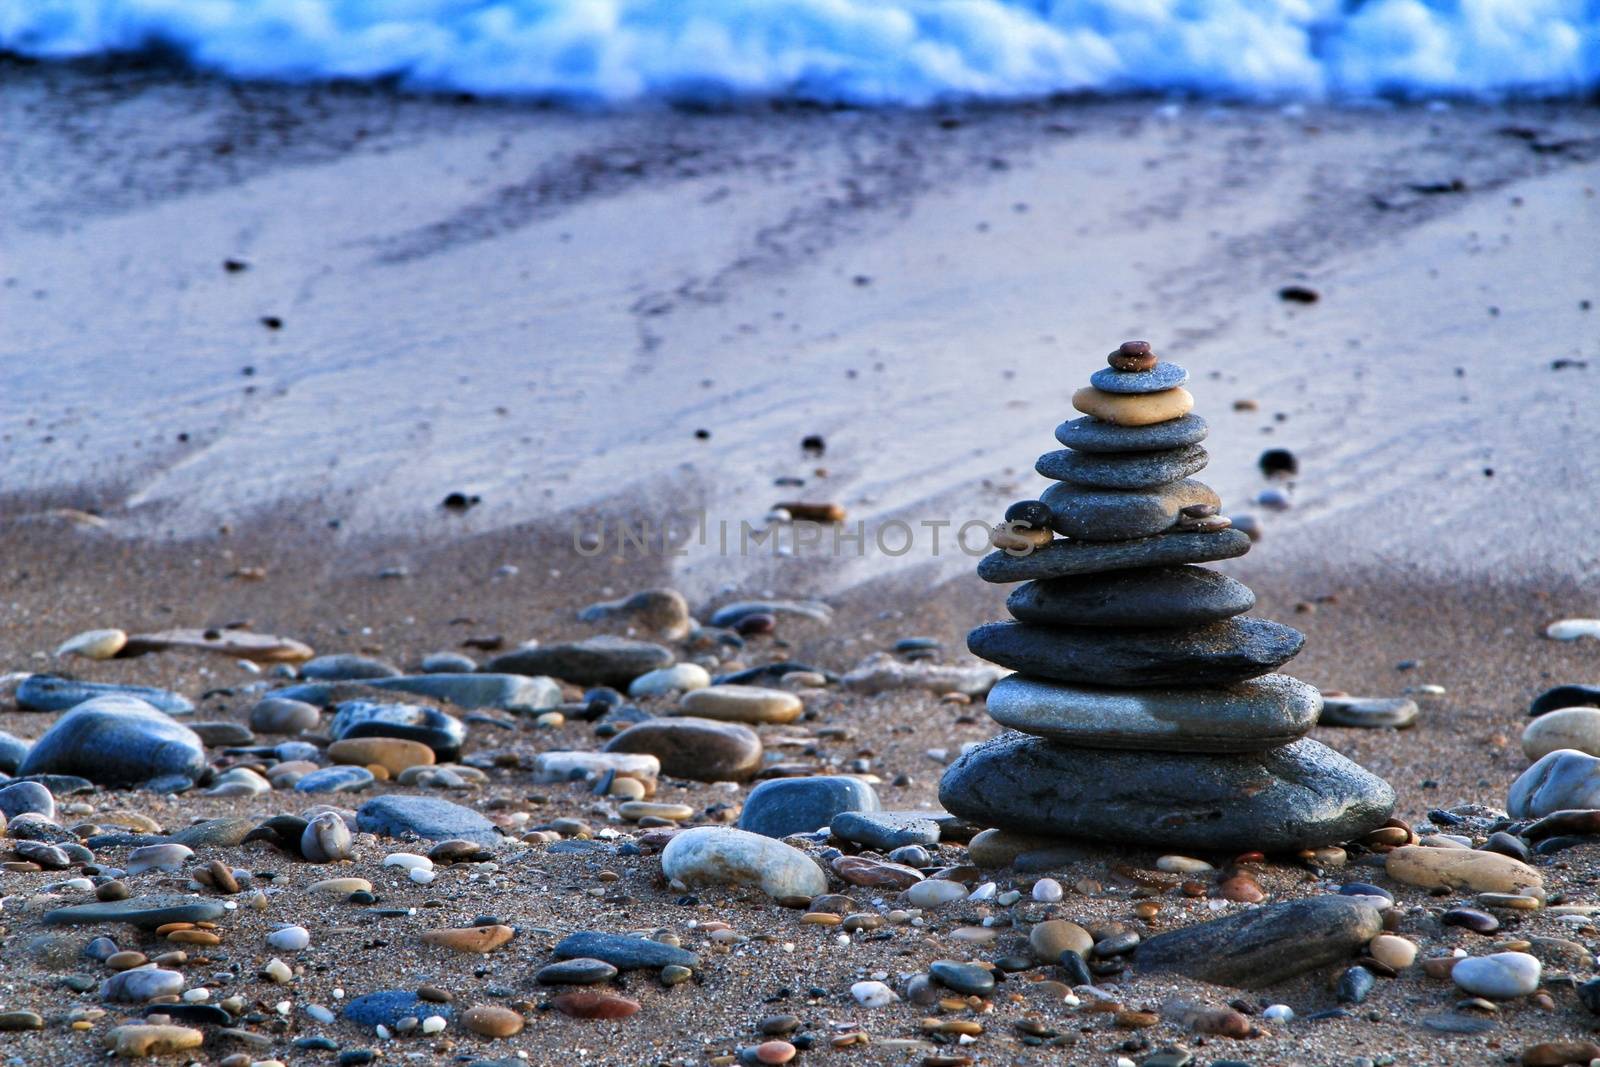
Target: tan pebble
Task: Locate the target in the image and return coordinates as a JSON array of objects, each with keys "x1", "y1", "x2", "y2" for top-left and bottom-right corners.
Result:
[
  {"x1": 106, "y1": 951, "x2": 149, "y2": 971},
  {"x1": 153, "y1": 923, "x2": 194, "y2": 936},
  {"x1": 1029, "y1": 920, "x2": 1092, "y2": 961},
  {"x1": 421, "y1": 925, "x2": 515, "y2": 954},
  {"x1": 922, "y1": 1018, "x2": 983, "y2": 1035},
  {"x1": 104, "y1": 1025, "x2": 203, "y2": 1057},
  {"x1": 754, "y1": 1040, "x2": 796, "y2": 1065},
  {"x1": 307, "y1": 878, "x2": 372, "y2": 895},
  {"x1": 167, "y1": 930, "x2": 220, "y2": 946},
  {"x1": 1368, "y1": 934, "x2": 1417, "y2": 970},
  {"x1": 206, "y1": 860, "x2": 240, "y2": 895},
  {"x1": 1133, "y1": 901, "x2": 1160, "y2": 921},
  {"x1": 618, "y1": 801, "x2": 694, "y2": 822},
  {"x1": 462, "y1": 1005, "x2": 523, "y2": 1038},
  {"x1": 950, "y1": 926, "x2": 997, "y2": 944},
  {"x1": 1421, "y1": 955, "x2": 1463, "y2": 979},
  {"x1": 328, "y1": 737, "x2": 435, "y2": 775},
  {"x1": 1114, "y1": 1009, "x2": 1159, "y2": 1029},
  {"x1": 1072, "y1": 385, "x2": 1194, "y2": 426},
  {"x1": 608, "y1": 777, "x2": 648, "y2": 801},
  {"x1": 677, "y1": 685, "x2": 802, "y2": 725},
  {"x1": 1386, "y1": 845, "x2": 1544, "y2": 897},
  {"x1": 800, "y1": 912, "x2": 842, "y2": 926}
]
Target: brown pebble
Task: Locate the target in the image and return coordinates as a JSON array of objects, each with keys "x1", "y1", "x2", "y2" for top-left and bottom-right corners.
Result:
[
  {"x1": 421, "y1": 925, "x2": 515, "y2": 954},
  {"x1": 1114, "y1": 1009, "x2": 1159, "y2": 1029},
  {"x1": 97, "y1": 880, "x2": 131, "y2": 902},
  {"x1": 1523, "y1": 1041, "x2": 1600, "y2": 1067},
  {"x1": 754, "y1": 1040, "x2": 796, "y2": 1064},
  {"x1": 106, "y1": 951, "x2": 148, "y2": 971},
  {"x1": 775, "y1": 502, "x2": 846, "y2": 523},
  {"x1": 206, "y1": 860, "x2": 240, "y2": 895},
  {"x1": 1422, "y1": 956, "x2": 1462, "y2": 979},
  {"x1": 462, "y1": 1005, "x2": 523, "y2": 1038},
  {"x1": 418, "y1": 986, "x2": 453, "y2": 1003},
  {"x1": 1108, "y1": 340, "x2": 1158, "y2": 372},
  {"x1": 104, "y1": 1025, "x2": 203, "y2": 1057},
  {"x1": 167, "y1": 930, "x2": 220, "y2": 946},
  {"x1": 551, "y1": 992, "x2": 640, "y2": 1020},
  {"x1": 1217, "y1": 872, "x2": 1265, "y2": 903}
]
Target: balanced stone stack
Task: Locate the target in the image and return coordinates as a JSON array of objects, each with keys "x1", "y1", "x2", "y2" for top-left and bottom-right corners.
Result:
[{"x1": 939, "y1": 341, "x2": 1395, "y2": 853}]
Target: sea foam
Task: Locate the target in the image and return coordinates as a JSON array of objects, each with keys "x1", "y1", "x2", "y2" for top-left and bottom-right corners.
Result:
[{"x1": 2, "y1": 0, "x2": 1596, "y2": 104}]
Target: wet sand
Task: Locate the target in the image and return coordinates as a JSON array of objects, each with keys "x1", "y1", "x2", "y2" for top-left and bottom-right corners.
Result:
[{"x1": 2, "y1": 59, "x2": 1600, "y2": 1067}]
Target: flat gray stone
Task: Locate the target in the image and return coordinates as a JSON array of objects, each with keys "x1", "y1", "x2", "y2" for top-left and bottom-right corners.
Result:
[
  {"x1": 1135, "y1": 897, "x2": 1383, "y2": 988},
  {"x1": 486, "y1": 636, "x2": 673, "y2": 688},
  {"x1": 1089, "y1": 361, "x2": 1189, "y2": 394},
  {"x1": 15, "y1": 676, "x2": 192, "y2": 716},
  {"x1": 830, "y1": 810, "x2": 942, "y2": 850},
  {"x1": 967, "y1": 617, "x2": 1305, "y2": 687},
  {"x1": 293, "y1": 765, "x2": 374, "y2": 794},
  {"x1": 189, "y1": 721, "x2": 255, "y2": 747},
  {"x1": 979, "y1": 529, "x2": 1251, "y2": 583},
  {"x1": 1320, "y1": 695, "x2": 1419, "y2": 729},
  {"x1": 343, "y1": 990, "x2": 455, "y2": 1027},
  {"x1": 1006, "y1": 566, "x2": 1255, "y2": 628},
  {"x1": 985, "y1": 673, "x2": 1322, "y2": 752},
  {"x1": 1041, "y1": 478, "x2": 1219, "y2": 541},
  {"x1": 1035, "y1": 444, "x2": 1208, "y2": 489},
  {"x1": 44, "y1": 895, "x2": 226, "y2": 929},
  {"x1": 299, "y1": 654, "x2": 401, "y2": 681},
  {"x1": 278, "y1": 674, "x2": 560, "y2": 714},
  {"x1": 738, "y1": 776, "x2": 879, "y2": 838},
  {"x1": 356, "y1": 794, "x2": 502, "y2": 846},
  {"x1": 938, "y1": 733, "x2": 1395, "y2": 852},
  {"x1": 553, "y1": 931, "x2": 698, "y2": 970},
  {"x1": 18, "y1": 696, "x2": 206, "y2": 786},
  {"x1": 1055, "y1": 414, "x2": 1209, "y2": 454}
]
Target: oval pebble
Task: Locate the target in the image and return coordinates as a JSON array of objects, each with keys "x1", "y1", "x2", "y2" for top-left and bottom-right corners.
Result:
[
  {"x1": 1452, "y1": 952, "x2": 1541, "y2": 999},
  {"x1": 267, "y1": 927, "x2": 311, "y2": 951},
  {"x1": 850, "y1": 981, "x2": 896, "y2": 1008}
]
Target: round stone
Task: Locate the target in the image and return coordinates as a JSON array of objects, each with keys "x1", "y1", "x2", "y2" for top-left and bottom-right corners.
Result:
[
  {"x1": 0, "y1": 781, "x2": 56, "y2": 822},
  {"x1": 660, "y1": 827, "x2": 827, "y2": 900},
  {"x1": 1035, "y1": 444, "x2": 1208, "y2": 489},
  {"x1": 550, "y1": 992, "x2": 640, "y2": 1019},
  {"x1": 929, "y1": 960, "x2": 994, "y2": 995},
  {"x1": 1452, "y1": 952, "x2": 1541, "y2": 999},
  {"x1": 1089, "y1": 361, "x2": 1189, "y2": 394},
  {"x1": 1522, "y1": 708, "x2": 1600, "y2": 760},
  {"x1": 463, "y1": 1004, "x2": 524, "y2": 1037},
  {"x1": 602, "y1": 718, "x2": 763, "y2": 781},
  {"x1": 1055, "y1": 413, "x2": 1209, "y2": 454},
  {"x1": 904, "y1": 880, "x2": 968, "y2": 908},
  {"x1": 850, "y1": 981, "x2": 896, "y2": 1008},
  {"x1": 984, "y1": 673, "x2": 1320, "y2": 752},
  {"x1": 979, "y1": 528, "x2": 1249, "y2": 584},
  {"x1": 18, "y1": 696, "x2": 206, "y2": 786},
  {"x1": 55, "y1": 628, "x2": 128, "y2": 660},
  {"x1": 1071, "y1": 385, "x2": 1193, "y2": 426},
  {"x1": 677, "y1": 685, "x2": 802, "y2": 725},
  {"x1": 939, "y1": 734, "x2": 1395, "y2": 852},
  {"x1": 101, "y1": 968, "x2": 184, "y2": 1002},
  {"x1": 1040, "y1": 478, "x2": 1219, "y2": 541},
  {"x1": 1029, "y1": 920, "x2": 1092, "y2": 961},
  {"x1": 1368, "y1": 935, "x2": 1417, "y2": 970},
  {"x1": 738, "y1": 777, "x2": 880, "y2": 838},
  {"x1": 754, "y1": 1040, "x2": 796, "y2": 1065},
  {"x1": 1509, "y1": 749, "x2": 1600, "y2": 817},
  {"x1": 267, "y1": 926, "x2": 311, "y2": 951},
  {"x1": 967, "y1": 617, "x2": 1304, "y2": 687},
  {"x1": 421, "y1": 651, "x2": 479, "y2": 673},
  {"x1": 1003, "y1": 500, "x2": 1052, "y2": 530},
  {"x1": 1006, "y1": 566, "x2": 1254, "y2": 628}
]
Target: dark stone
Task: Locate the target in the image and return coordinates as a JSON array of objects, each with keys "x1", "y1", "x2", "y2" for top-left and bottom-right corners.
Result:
[
  {"x1": 1481, "y1": 831, "x2": 1533, "y2": 862},
  {"x1": 929, "y1": 960, "x2": 994, "y2": 995},
  {"x1": 738, "y1": 777, "x2": 879, "y2": 838},
  {"x1": 977, "y1": 530, "x2": 1250, "y2": 583},
  {"x1": 15, "y1": 676, "x2": 193, "y2": 715},
  {"x1": 938, "y1": 733, "x2": 1395, "y2": 852},
  {"x1": 0, "y1": 730, "x2": 29, "y2": 774},
  {"x1": 1134, "y1": 897, "x2": 1383, "y2": 988},
  {"x1": 1006, "y1": 566, "x2": 1254, "y2": 629},
  {"x1": 1058, "y1": 950, "x2": 1093, "y2": 986},
  {"x1": 1054, "y1": 414, "x2": 1209, "y2": 454},
  {"x1": 1578, "y1": 977, "x2": 1600, "y2": 1014},
  {"x1": 552, "y1": 931, "x2": 698, "y2": 971},
  {"x1": 966, "y1": 617, "x2": 1304, "y2": 687},
  {"x1": 714, "y1": 662, "x2": 838, "y2": 686},
  {"x1": 486, "y1": 636, "x2": 673, "y2": 688},
  {"x1": 44, "y1": 895, "x2": 226, "y2": 929},
  {"x1": 356, "y1": 795, "x2": 502, "y2": 847},
  {"x1": 1040, "y1": 479, "x2": 1219, "y2": 541},
  {"x1": 982, "y1": 673, "x2": 1320, "y2": 752},
  {"x1": 1530, "y1": 684, "x2": 1600, "y2": 717},
  {"x1": 535, "y1": 958, "x2": 619, "y2": 984},
  {"x1": 1258, "y1": 448, "x2": 1298, "y2": 477},
  {"x1": 1088, "y1": 361, "x2": 1188, "y2": 394},
  {"x1": 19, "y1": 697, "x2": 206, "y2": 786},
  {"x1": 1036, "y1": 445, "x2": 1208, "y2": 489},
  {"x1": 1442, "y1": 908, "x2": 1499, "y2": 934},
  {"x1": 1004, "y1": 500, "x2": 1053, "y2": 530},
  {"x1": 1337, "y1": 966, "x2": 1375, "y2": 1004},
  {"x1": 299, "y1": 654, "x2": 402, "y2": 681},
  {"x1": 1520, "y1": 810, "x2": 1600, "y2": 841},
  {"x1": 188, "y1": 721, "x2": 255, "y2": 747},
  {"x1": 1318, "y1": 696, "x2": 1419, "y2": 729},
  {"x1": 145, "y1": 1003, "x2": 232, "y2": 1026},
  {"x1": 602, "y1": 717, "x2": 762, "y2": 781},
  {"x1": 328, "y1": 700, "x2": 466, "y2": 761},
  {"x1": 0, "y1": 781, "x2": 56, "y2": 821},
  {"x1": 342, "y1": 990, "x2": 455, "y2": 1028},
  {"x1": 830, "y1": 810, "x2": 942, "y2": 850}
]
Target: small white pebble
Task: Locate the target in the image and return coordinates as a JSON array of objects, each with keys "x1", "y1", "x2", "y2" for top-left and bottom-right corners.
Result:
[
  {"x1": 1032, "y1": 878, "x2": 1063, "y2": 903},
  {"x1": 306, "y1": 1005, "x2": 336, "y2": 1024},
  {"x1": 181, "y1": 988, "x2": 210, "y2": 1003},
  {"x1": 1263, "y1": 1004, "x2": 1294, "y2": 1022},
  {"x1": 850, "y1": 980, "x2": 896, "y2": 1008},
  {"x1": 421, "y1": 1015, "x2": 446, "y2": 1034},
  {"x1": 409, "y1": 868, "x2": 437, "y2": 885},
  {"x1": 333, "y1": 988, "x2": 345, "y2": 999},
  {"x1": 274, "y1": 1001, "x2": 290, "y2": 1016},
  {"x1": 383, "y1": 853, "x2": 433, "y2": 872},
  {"x1": 967, "y1": 881, "x2": 997, "y2": 902},
  {"x1": 267, "y1": 926, "x2": 310, "y2": 951},
  {"x1": 375, "y1": 1024, "x2": 391, "y2": 1040}
]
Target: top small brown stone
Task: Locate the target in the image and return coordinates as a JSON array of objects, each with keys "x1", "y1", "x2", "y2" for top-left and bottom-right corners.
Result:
[{"x1": 1108, "y1": 340, "x2": 1158, "y2": 372}]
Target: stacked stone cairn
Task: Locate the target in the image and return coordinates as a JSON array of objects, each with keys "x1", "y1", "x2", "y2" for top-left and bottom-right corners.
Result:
[{"x1": 939, "y1": 341, "x2": 1396, "y2": 853}]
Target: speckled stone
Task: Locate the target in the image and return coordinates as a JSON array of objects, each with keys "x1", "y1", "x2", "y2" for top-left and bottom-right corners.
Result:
[
  {"x1": 1135, "y1": 897, "x2": 1383, "y2": 988},
  {"x1": 978, "y1": 529, "x2": 1250, "y2": 583},
  {"x1": 940, "y1": 733, "x2": 1394, "y2": 852},
  {"x1": 1054, "y1": 414, "x2": 1209, "y2": 454},
  {"x1": 1006, "y1": 566, "x2": 1254, "y2": 628},
  {"x1": 984, "y1": 673, "x2": 1321, "y2": 752},
  {"x1": 967, "y1": 617, "x2": 1304, "y2": 687},
  {"x1": 1040, "y1": 478, "x2": 1219, "y2": 541},
  {"x1": 342, "y1": 990, "x2": 456, "y2": 1028},
  {"x1": 0, "y1": 781, "x2": 56, "y2": 822},
  {"x1": 1089, "y1": 361, "x2": 1189, "y2": 394},
  {"x1": 553, "y1": 932, "x2": 698, "y2": 971},
  {"x1": 299, "y1": 654, "x2": 402, "y2": 680},
  {"x1": 1035, "y1": 444, "x2": 1208, "y2": 489},
  {"x1": 356, "y1": 795, "x2": 502, "y2": 847},
  {"x1": 1320, "y1": 696, "x2": 1419, "y2": 729}
]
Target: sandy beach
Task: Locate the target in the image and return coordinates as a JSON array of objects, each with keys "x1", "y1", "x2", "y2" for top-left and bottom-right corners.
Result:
[{"x1": 2, "y1": 58, "x2": 1600, "y2": 1067}]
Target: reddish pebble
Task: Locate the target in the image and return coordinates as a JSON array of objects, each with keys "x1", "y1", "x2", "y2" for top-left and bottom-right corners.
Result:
[
  {"x1": 1234, "y1": 851, "x2": 1265, "y2": 864},
  {"x1": 1218, "y1": 873, "x2": 1265, "y2": 903},
  {"x1": 552, "y1": 992, "x2": 640, "y2": 1020},
  {"x1": 734, "y1": 613, "x2": 776, "y2": 636},
  {"x1": 755, "y1": 1039, "x2": 797, "y2": 1064}
]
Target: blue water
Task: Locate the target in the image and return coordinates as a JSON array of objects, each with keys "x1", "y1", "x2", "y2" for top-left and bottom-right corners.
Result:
[{"x1": 3, "y1": 1, "x2": 1597, "y2": 105}]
